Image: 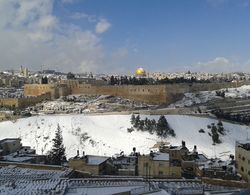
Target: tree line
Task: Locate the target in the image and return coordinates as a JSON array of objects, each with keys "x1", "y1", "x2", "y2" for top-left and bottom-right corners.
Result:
[
  {"x1": 109, "y1": 75, "x2": 210, "y2": 85},
  {"x1": 128, "y1": 114, "x2": 176, "y2": 138}
]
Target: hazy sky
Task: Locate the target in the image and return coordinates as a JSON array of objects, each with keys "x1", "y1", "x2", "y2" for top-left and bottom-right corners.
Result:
[{"x1": 1, "y1": 0, "x2": 250, "y2": 74}]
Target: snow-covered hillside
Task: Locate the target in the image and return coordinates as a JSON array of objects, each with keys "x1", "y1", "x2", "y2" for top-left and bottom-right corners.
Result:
[
  {"x1": 0, "y1": 114, "x2": 249, "y2": 159},
  {"x1": 168, "y1": 85, "x2": 250, "y2": 108}
]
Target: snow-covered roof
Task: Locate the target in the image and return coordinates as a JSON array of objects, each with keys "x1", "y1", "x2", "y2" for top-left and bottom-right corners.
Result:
[
  {"x1": 194, "y1": 154, "x2": 208, "y2": 162},
  {"x1": 153, "y1": 152, "x2": 169, "y2": 161},
  {"x1": 3, "y1": 155, "x2": 34, "y2": 162},
  {"x1": 87, "y1": 155, "x2": 109, "y2": 165},
  {"x1": 198, "y1": 158, "x2": 234, "y2": 170},
  {"x1": 0, "y1": 138, "x2": 20, "y2": 144},
  {"x1": 236, "y1": 139, "x2": 250, "y2": 145}
]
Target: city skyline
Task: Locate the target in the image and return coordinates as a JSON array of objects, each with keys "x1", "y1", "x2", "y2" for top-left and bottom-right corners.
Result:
[{"x1": 1, "y1": 0, "x2": 250, "y2": 74}]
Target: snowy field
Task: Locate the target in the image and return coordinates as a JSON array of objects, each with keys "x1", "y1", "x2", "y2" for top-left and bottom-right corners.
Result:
[{"x1": 0, "y1": 114, "x2": 249, "y2": 159}]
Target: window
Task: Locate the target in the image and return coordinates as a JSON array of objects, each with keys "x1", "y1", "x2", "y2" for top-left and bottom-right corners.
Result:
[
  {"x1": 241, "y1": 166, "x2": 244, "y2": 172},
  {"x1": 248, "y1": 160, "x2": 250, "y2": 164},
  {"x1": 159, "y1": 162, "x2": 165, "y2": 167},
  {"x1": 159, "y1": 171, "x2": 163, "y2": 175},
  {"x1": 242, "y1": 156, "x2": 246, "y2": 161}
]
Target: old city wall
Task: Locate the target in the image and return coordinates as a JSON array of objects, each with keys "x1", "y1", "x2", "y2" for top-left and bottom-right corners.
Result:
[
  {"x1": 0, "y1": 98, "x2": 19, "y2": 108},
  {"x1": 70, "y1": 81, "x2": 247, "y2": 104},
  {"x1": 23, "y1": 80, "x2": 250, "y2": 105},
  {"x1": 24, "y1": 84, "x2": 59, "y2": 99},
  {"x1": 0, "y1": 93, "x2": 51, "y2": 109},
  {"x1": 17, "y1": 93, "x2": 51, "y2": 108},
  {"x1": 69, "y1": 84, "x2": 169, "y2": 104}
]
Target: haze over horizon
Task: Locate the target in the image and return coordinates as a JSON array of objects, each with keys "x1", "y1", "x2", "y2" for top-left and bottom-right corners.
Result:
[{"x1": 1, "y1": 0, "x2": 250, "y2": 74}]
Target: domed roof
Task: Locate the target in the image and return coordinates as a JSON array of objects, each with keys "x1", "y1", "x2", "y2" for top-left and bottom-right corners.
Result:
[{"x1": 135, "y1": 67, "x2": 146, "y2": 76}]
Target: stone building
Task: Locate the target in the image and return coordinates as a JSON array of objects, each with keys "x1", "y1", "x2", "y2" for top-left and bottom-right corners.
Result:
[
  {"x1": 138, "y1": 151, "x2": 181, "y2": 178},
  {"x1": 235, "y1": 140, "x2": 250, "y2": 181},
  {"x1": 0, "y1": 138, "x2": 22, "y2": 155},
  {"x1": 112, "y1": 155, "x2": 138, "y2": 176},
  {"x1": 68, "y1": 152, "x2": 113, "y2": 175}
]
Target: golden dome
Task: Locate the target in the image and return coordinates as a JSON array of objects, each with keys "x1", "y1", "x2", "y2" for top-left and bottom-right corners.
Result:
[{"x1": 135, "y1": 67, "x2": 146, "y2": 76}]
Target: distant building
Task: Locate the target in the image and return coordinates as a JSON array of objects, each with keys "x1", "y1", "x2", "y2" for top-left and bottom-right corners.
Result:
[
  {"x1": 236, "y1": 140, "x2": 250, "y2": 181},
  {"x1": 135, "y1": 67, "x2": 147, "y2": 77},
  {"x1": 42, "y1": 69, "x2": 56, "y2": 74},
  {"x1": 20, "y1": 66, "x2": 29, "y2": 78}
]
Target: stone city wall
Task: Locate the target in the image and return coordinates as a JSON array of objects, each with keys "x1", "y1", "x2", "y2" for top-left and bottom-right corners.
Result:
[
  {"x1": 23, "y1": 80, "x2": 250, "y2": 105},
  {"x1": 0, "y1": 93, "x2": 51, "y2": 109},
  {"x1": 0, "y1": 98, "x2": 19, "y2": 108},
  {"x1": 24, "y1": 84, "x2": 70, "y2": 99}
]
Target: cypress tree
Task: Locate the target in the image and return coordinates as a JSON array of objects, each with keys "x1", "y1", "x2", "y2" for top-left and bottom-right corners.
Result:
[{"x1": 48, "y1": 124, "x2": 66, "y2": 165}]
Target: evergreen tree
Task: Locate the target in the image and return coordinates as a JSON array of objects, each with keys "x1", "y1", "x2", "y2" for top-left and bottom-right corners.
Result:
[
  {"x1": 157, "y1": 115, "x2": 173, "y2": 137},
  {"x1": 124, "y1": 76, "x2": 129, "y2": 85},
  {"x1": 134, "y1": 115, "x2": 140, "y2": 128},
  {"x1": 48, "y1": 124, "x2": 66, "y2": 165},
  {"x1": 211, "y1": 124, "x2": 221, "y2": 144},
  {"x1": 130, "y1": 114, "x2": 136, "y2": 125},
  {"x1": 144, "y1": 118, "x2": 150, "y2": 130},
  {"x1": 110, "y1": 75, "x2": 115, "y2": 85},
  {"x1": 217, "y1": 121, "x2": 225, "y2": 135},
  {"x1": 138, "y1": 120, "x2": 145, "y2": 131},
  {"x1": 67, "y1": 72, "x2": 75, "y2": 80},
  {"x1": 151, "y1": 119, "x2": 157, "y2": 131}
]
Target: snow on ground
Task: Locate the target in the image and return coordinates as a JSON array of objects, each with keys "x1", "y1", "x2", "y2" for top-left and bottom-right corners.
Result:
[
  {"x1": 168, "y1": 85, "x2": 250, "y2": 108},
  {"x1": 0, "y1": 114, "x2": 249, "y2": 159},
  {"x1": 31, "y1": 94, "x2": 150, "y2": 114}
]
